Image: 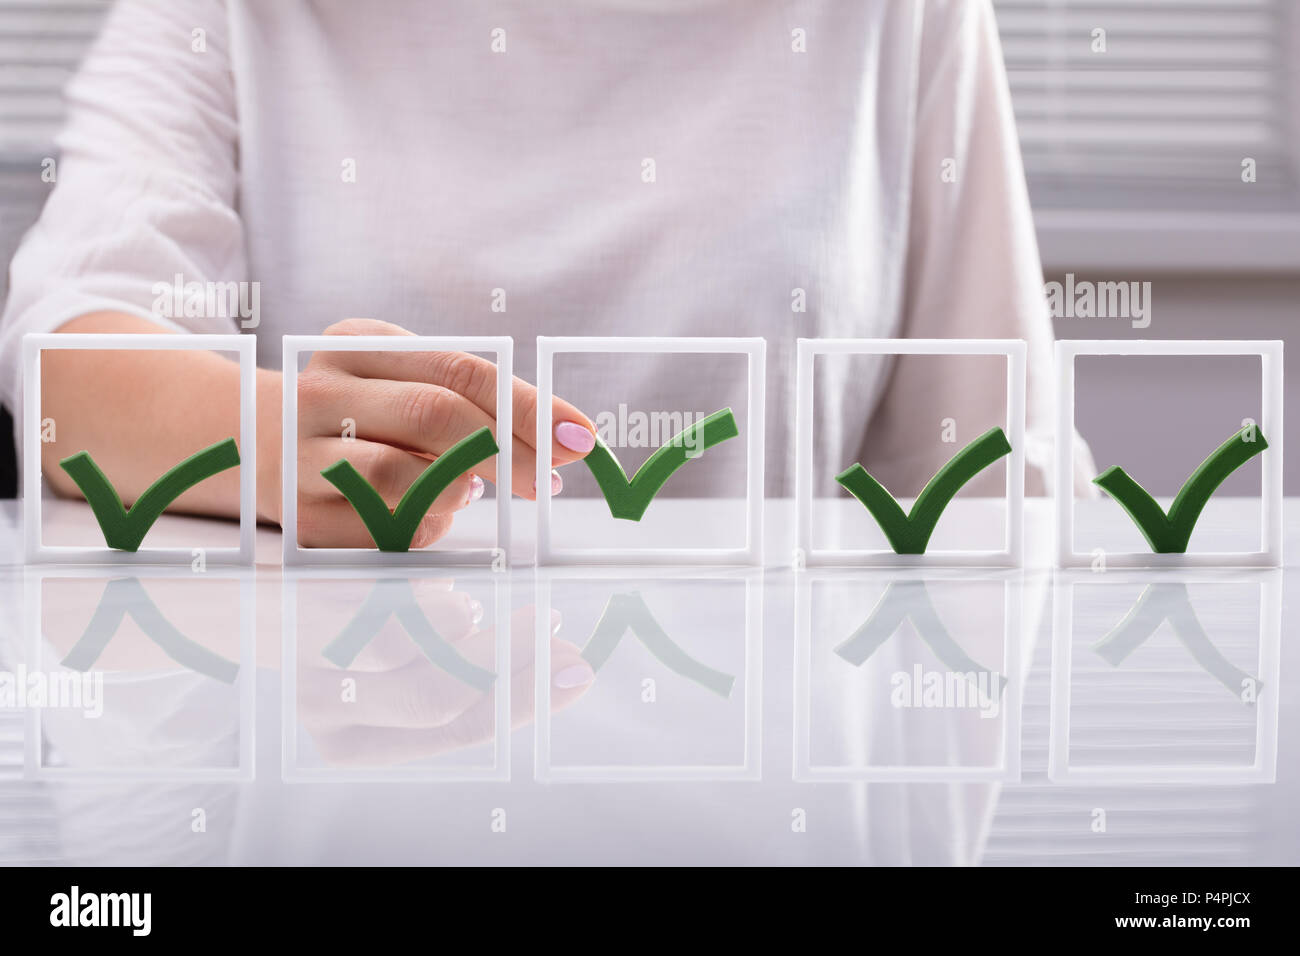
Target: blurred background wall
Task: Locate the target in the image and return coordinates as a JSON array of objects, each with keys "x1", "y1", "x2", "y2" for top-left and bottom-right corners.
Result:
[{"x1": 2, "y1": 0, "x2": 1298, "y2": 497}]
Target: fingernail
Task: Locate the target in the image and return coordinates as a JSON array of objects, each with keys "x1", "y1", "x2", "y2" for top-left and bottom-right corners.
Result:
[
  {"x1": 468, "y1": 475, "x2": 484, "y2": 503},
  {"x1": 550, "y1": 607, "x2": 562, "y2": 635},
  {"x1": 469, "y1": 597, "x2": 484, "y2": 625},
  {"x1": 553, "y1": 661, "x2": 594, "y2": 689},
  {"x1": 551, "y1": 469, "x2": 563, "y2": 495},
  {"x1": 555, "y1": 421, "x2": 595, "y2": 454}
]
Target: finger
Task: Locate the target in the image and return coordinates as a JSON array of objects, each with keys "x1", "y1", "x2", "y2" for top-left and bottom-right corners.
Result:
[
  {"x1": 325, "y1": 348, "x2": 499, "y2": 408},
  {"x1": 300, "y1": 375, "x2": 513, "y2": 489},
  {"x1": 298, "y1": 369, "x2": 555, "y2": 499},
  {"x1": 322, "y1": 317, "x2": 418, "y2": 339},
  {"x1": 306, "y1": 318, "x2": 419, "y2": 376},
  {"x1": 298, "y1": 374, "x2": 496, "y2": 456},
  {"x1": 509, "y1": 376, "x2": 596, "y2": 466},
  {"x1": 297, "y1": 498, "x2": 456, "y2": 549},
  {"x1": 320, "y1": 347, "x2": 597, "y2": 464},
  {"x1": 299, "y1": 438, "x2": 479, "y2": 514}
]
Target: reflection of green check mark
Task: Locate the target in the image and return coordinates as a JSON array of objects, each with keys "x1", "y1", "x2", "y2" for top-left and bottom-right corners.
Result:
[
  {"x1": 60, "y1": 438, "x2": 241, "y2": 552},
  {"x1": 62, "y1": 577, "x2": 240, "y2": 683},
  {"x1": 322, "y1": 579, "x2": 495, "y2": 691},
  {"x1": 1094, "y1": 425, "x2": 1266, "y2": 554},
  {"x1": 582, "y1": 591, "x2": 735, "y2": 697},
  {"x1": 321, "y1": 427, "x2": 498, "y2": 552},
  {"x1": 584, "y1": 407, "x2": 739, "y2": 521},
  {"x1": 835, "y1": 427, "x2": 1012, "y2": 554}
]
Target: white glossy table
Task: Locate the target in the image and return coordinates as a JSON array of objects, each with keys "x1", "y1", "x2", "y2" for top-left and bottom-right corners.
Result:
[{"x1": 0, "y1": 497, "x2": 1294, "y2": 866}]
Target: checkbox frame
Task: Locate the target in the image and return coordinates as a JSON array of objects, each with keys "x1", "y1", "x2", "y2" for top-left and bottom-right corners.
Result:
[
  {"x1": 534, "y1": 566, "x2": 762, "y2": 782},
  {"x1": 535, "y1": 336, "x2": 765, "y2": 566},
  {"x1": 793, "y1": 568, "x2": 1024, "y2": 782},
  {"x1": 281, "y1": 335, "x2": 512, "y2": 568},
  {"x1": 20, "y1": 567, "x2": 257, "y2": 782},
  {"x1": 22, "y1": 333, "x2": 257, "y2": 567},
  {"x1": 1048, "y1": 569, "x2": 1281, "y2": 784},
  {"x1": 281, "y1": 567, "x2": 512, "y2": 782},
  {"x1": 794, "y1": 338, "x2": 1027, "y2": 568},
  {"x1": 1055, "y1": 339, "x2": 1283, "y2": 568}
]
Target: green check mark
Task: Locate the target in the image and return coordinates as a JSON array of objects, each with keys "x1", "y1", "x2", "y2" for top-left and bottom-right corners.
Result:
[
  {"x1": 1093, "y1": 425, "x2": 1267, "y2": 553},
  {"x1": 321, "y1": 427, "x2": 498, "y2": 552},
  {"x1": 60, "y1": 438, "x2": 241, "y2": 552},
  {"x1": 835, "y1": 427, "x2": 1012, "y2": 554},
  {"x1": 583, "y1": 407, "x2": 739, "y2": 521}
]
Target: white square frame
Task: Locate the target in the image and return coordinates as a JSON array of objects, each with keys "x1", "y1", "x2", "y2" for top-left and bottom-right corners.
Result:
[
  {"x1": 795, "y1": 338, "x2": 1026, "y2": 567},
  {"x1": 793, "y1": 568, "x2": 1024, "y2": 782},
  {"x1": 534, "y1": 566, "x2": 762, "y2": 782},
  {"x1": 23, "y1": 333, "x2": 256, "y2": 567},
  {"x1": 20, "y1": 567, "x2": 256, "y2": 783},
  {"x1": 535, "y1": 337, "x2": 765, "y2": 566},
  {"x1": 1055, "y1": 339, "x2": 1283, "y2": 568},
  {"x1": 281, "y1": 568, "x2": 511, "y2": 782},
  {"x1": 281, "y1": 335, "x2": 512, "y2": 567},
  {"x1": 1048, "y1": 569, "x2": 1281, "y2": 784}
]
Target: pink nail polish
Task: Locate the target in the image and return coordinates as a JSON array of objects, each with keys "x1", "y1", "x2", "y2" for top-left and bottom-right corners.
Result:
[
  {"x1": 555, "y1": 421, "x2": 595, "y2": 454},
  {"x1": 551, "y1": 469, "x2": 563, "y2": 495},
  {"x1": 553, "y1": 662, "x2": 594, "y2": 689},
  {"x1": 468, "y1": 474, "x2": 485, "y2": 502}
]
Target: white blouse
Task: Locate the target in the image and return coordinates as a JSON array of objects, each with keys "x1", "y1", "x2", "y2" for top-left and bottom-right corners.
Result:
[{"x1": 0, "y1": 0, "x2": 1093, "y2": 497}]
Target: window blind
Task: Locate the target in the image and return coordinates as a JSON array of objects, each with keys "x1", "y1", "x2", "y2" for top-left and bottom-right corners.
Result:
[
  {"x1": 992, "y1": 0, "x2": 1298, "y2": 213},
  {"x1": 0, "y1": 0, "x2": 109, "y2": 159}
]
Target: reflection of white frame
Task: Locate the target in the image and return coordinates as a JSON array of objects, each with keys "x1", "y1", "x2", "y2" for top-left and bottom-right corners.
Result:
[
  {"x1": 281, "y1": 568, "x2": 511, "y2": 782},
  {"x1": 794, "y1": 569, "x2": 1023, "y2": 782},
  {"x1": 1048, "y1": 569, "x2": 1281, "y2": 785},
  {"x1": 22, "y1": 568, "x2": 256, "y2": 782},
  {"x1": 535, "y1": 567, "x2": 762, "y2": 782},
  {"x1": 1055, "y1": 339, "x2": 1283, "y2": 568},
  {"x1": 535, "y1": 337, "x2": 765, "y2": 566},
  {"x1": 22, "y1": 333, "x2": 256, "y2": 566},
  {"x1": 281, "y1": 335, "x2": 512, "y2": 568},
  {"x1": 795, "y1": 338, "x2": 1026, "y2": 568}
]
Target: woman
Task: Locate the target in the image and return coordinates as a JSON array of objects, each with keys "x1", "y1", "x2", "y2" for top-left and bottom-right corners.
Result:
[{"x1": 0, "y1": 0, "x2": 1089, "y2": 547}]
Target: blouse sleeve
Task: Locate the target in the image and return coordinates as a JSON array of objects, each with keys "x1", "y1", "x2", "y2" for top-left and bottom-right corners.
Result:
[{"x1": 0, "y1": 0, "x2": 245, "y2": 412}]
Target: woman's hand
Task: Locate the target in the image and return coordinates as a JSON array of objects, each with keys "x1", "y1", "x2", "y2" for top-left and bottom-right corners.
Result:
[{"x1": 293, "y1": 318, "x2": 596, "y2": 548}]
